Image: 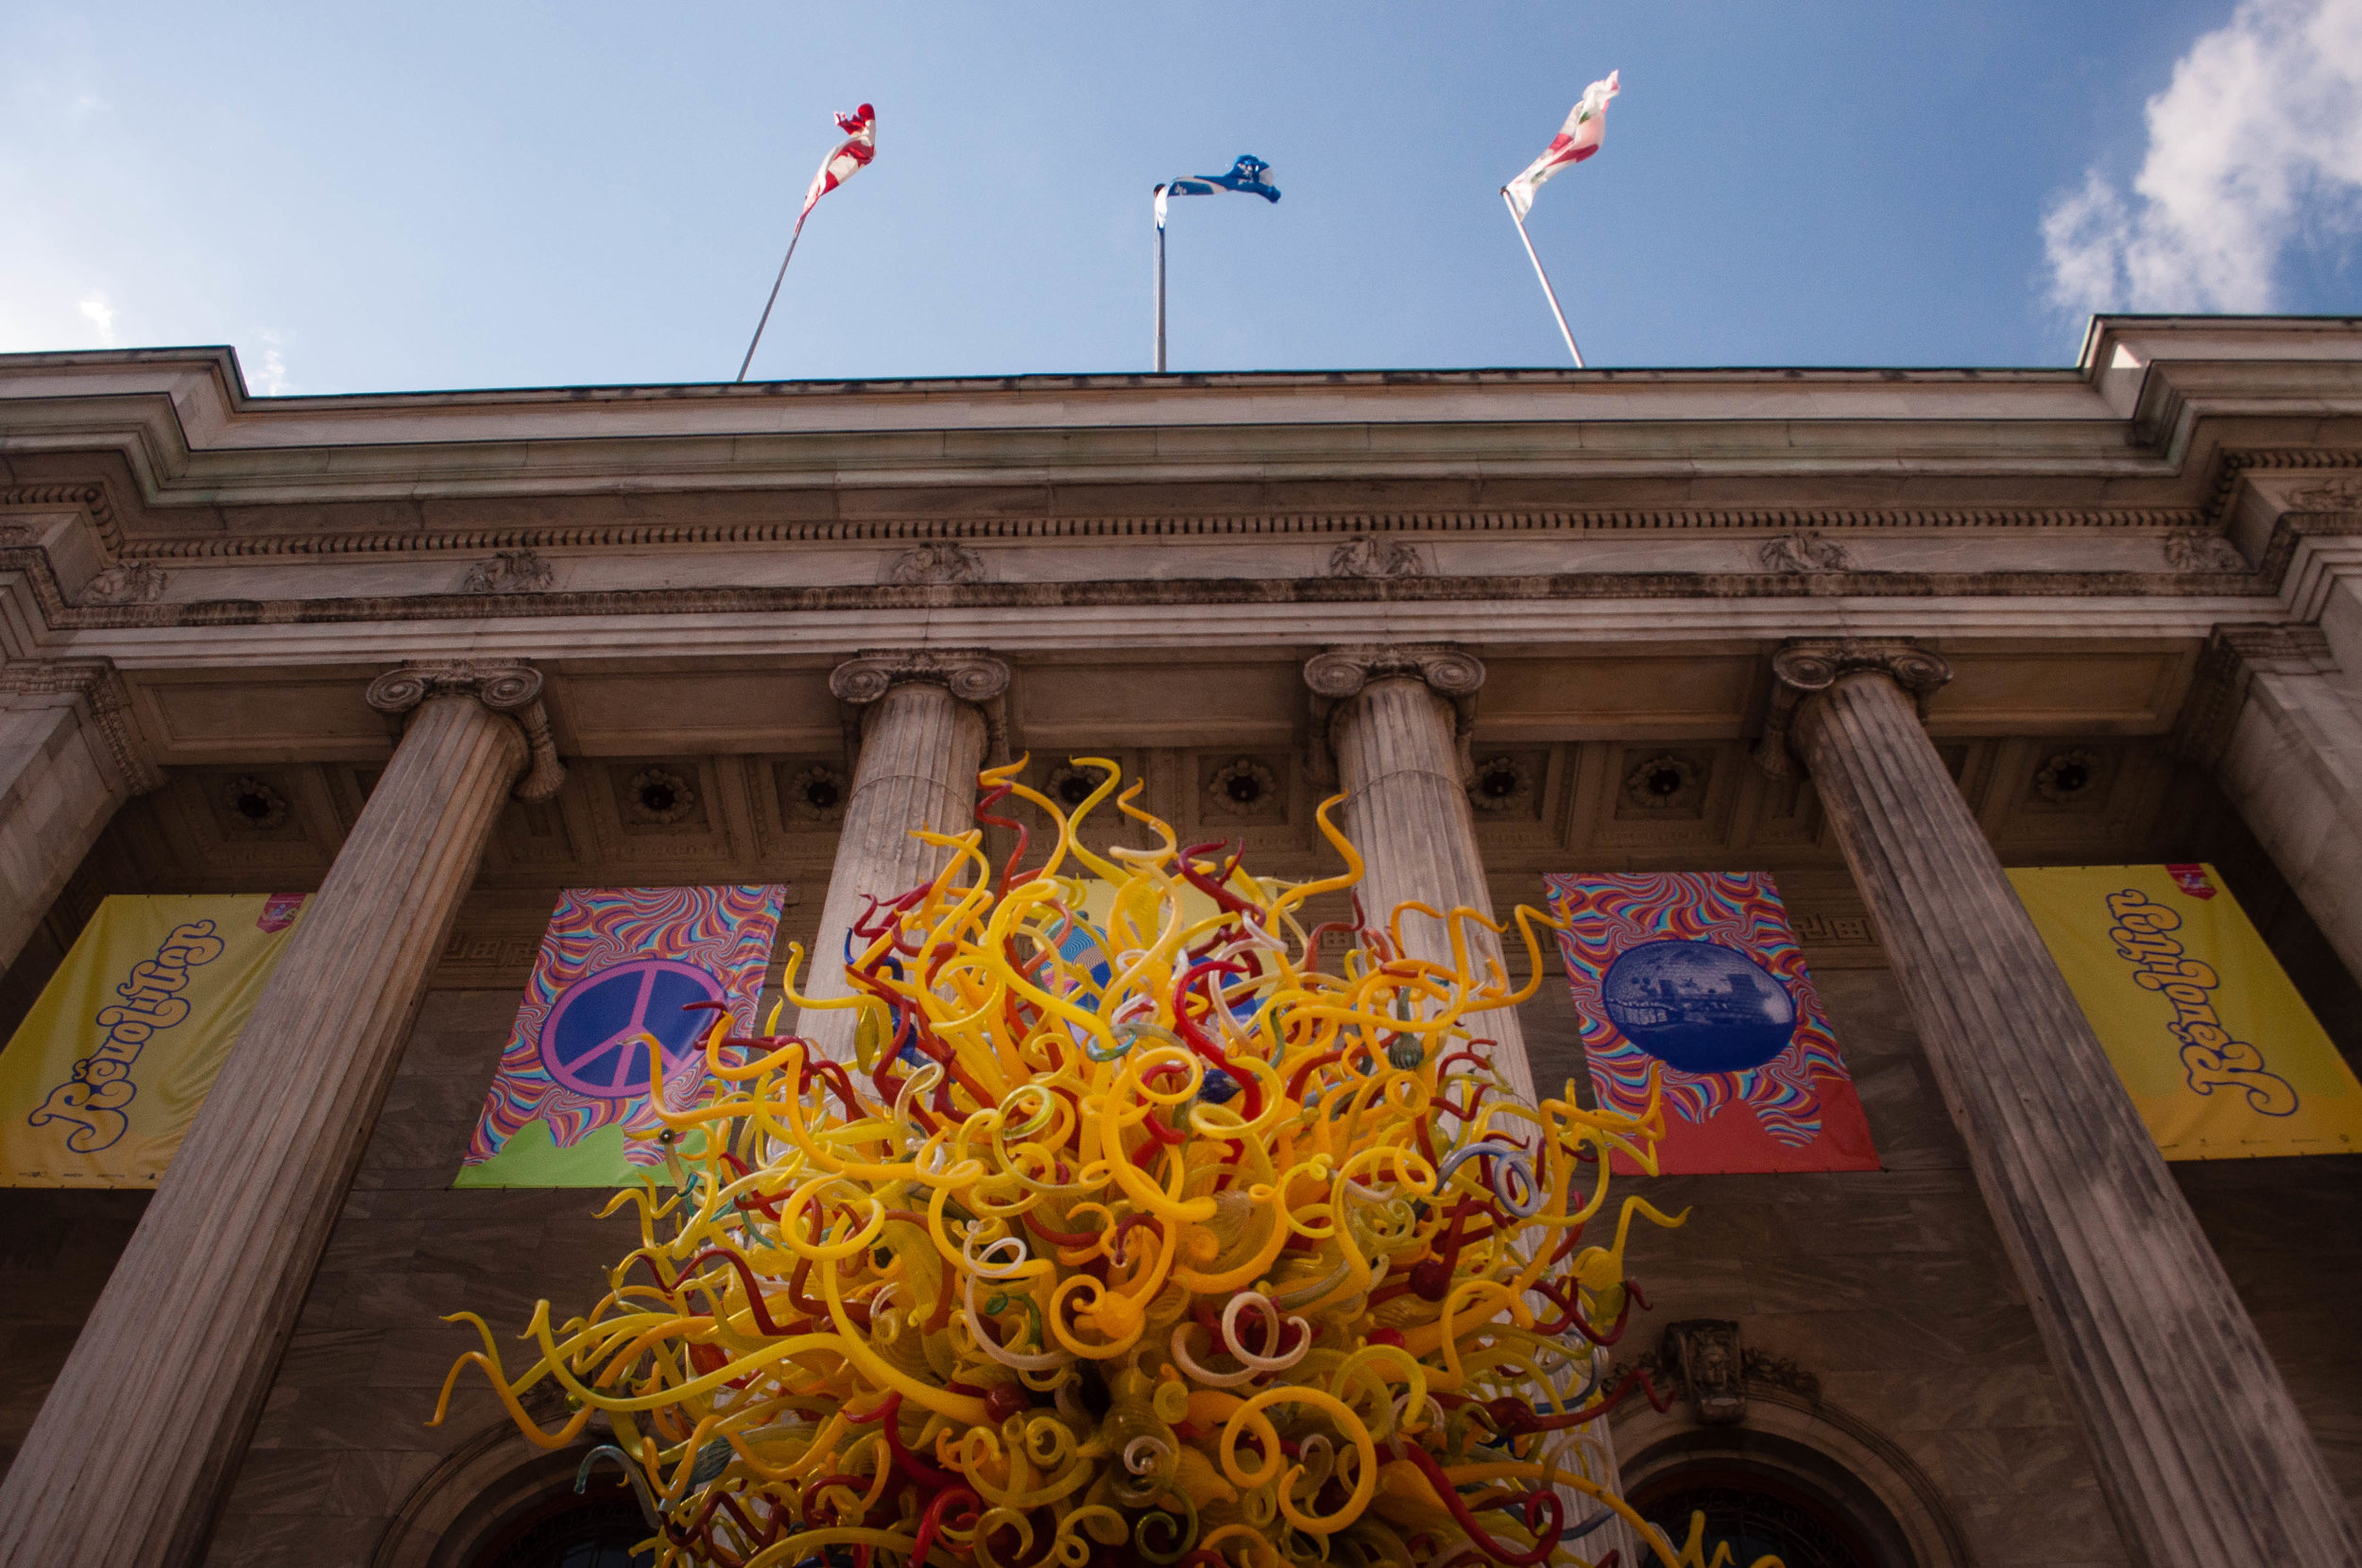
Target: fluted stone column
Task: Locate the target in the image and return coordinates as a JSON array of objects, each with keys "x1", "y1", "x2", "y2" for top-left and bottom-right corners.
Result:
[
  {"x1": 0, "y1": 659, "x2": 160, "y2": 973},
  {"x1": 0, "y1": 661, "x2": 564, "y2": 1568},
  {"x1": 1772, "y1": 639, "x2": 2361, "y2": 1568},
  {"x1": 1304, "y1": 646, "x2": 1639, "y2": 1553},
  {"x1": 1305, "y1": 644, "x2": 1540, "y2": 1099},
  {"x1": 797, "y1": 650, "x2": 1007, "y2": 1063}
]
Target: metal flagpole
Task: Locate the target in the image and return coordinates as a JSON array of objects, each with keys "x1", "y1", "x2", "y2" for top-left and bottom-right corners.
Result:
[
  {"x1": 736, "y1": 212, "x2": 811, "y2": 383},
  {"x1": 1153, "y1": 185, "x2": 1169, "y2": 373},
  {"x1": 1501, "y1": 188, "x2": 1583, "y2": 368}
]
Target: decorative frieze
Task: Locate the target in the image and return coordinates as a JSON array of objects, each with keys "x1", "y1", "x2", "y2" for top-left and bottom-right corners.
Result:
[
  {"x1": 883, "y1": 540, "x2": 986, "y2": 584},
  {"x1": 1757, "y1": 531, "x2": 1850, "y2": 574},
  {"x1": 77, "y1": 560, "x2": 166, "y2": 605},
  {"x1": 458, "y1": 549, "x2": 555, "y2": 594}
]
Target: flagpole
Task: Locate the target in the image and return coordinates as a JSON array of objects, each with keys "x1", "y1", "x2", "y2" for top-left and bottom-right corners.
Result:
[
  {"x1": 1153, "y1": 185, "x2": 1168, "y2": 373},
  {"x1": 1501, "y1": 188, "x2": 1583, "y2": 368},
  {"x1": 736, "y1": 212, "x2": 811, "y2": 383}
]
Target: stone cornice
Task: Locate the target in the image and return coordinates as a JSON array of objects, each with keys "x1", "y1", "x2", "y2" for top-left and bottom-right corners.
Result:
[
  {"x1": 8, "y1": 320, "x2": 2362, "y2": 526},
  {"x1": 2168, "y1": 623, "x2": 2339, "y2": 773},
  {"x1": 365, "y1": 660, "x2": 566, "y2": 802},
  {"x1": 0, "y1": 656, "x2": 162, "y2": 793}
]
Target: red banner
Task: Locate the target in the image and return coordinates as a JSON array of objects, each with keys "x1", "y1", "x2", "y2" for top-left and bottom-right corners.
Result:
[{"x1": 1546, "y1": 872, "x2": 1878, "y2": 1174}]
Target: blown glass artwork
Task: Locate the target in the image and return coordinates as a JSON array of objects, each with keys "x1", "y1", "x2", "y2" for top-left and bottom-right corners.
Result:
[{"x1": 435, "y1": 760, "x2": 1753, "y2": 1568}]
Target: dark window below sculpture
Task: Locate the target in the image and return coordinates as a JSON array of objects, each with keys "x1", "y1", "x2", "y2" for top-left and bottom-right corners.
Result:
[
  {"x1": 465, "y1": 1481, "x2": 652, "y2": 1568},
  {"x1": 1633, "y1": 1463, "x2": 1882, "y2": 1568}
]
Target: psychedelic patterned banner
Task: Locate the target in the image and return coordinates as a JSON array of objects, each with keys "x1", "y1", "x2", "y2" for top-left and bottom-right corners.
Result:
[
  {"x1": 455, "y1": 885, "x2": 785, "y2": 1187},
  {"x1": 0, "y1": 894, "x2": 307, "y2": 1187},
  {"x1": 1545, "y1": 872, "x2": 1879, "y2": 1174},
  {"x1": 2010, "y1": 863, "x2": 2362, "y2": 1159}
]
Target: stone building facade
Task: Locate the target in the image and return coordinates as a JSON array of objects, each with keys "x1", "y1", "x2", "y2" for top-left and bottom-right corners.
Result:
[{"x1": 0, "y1": 317, "x2": 2358, "y2": 1565}]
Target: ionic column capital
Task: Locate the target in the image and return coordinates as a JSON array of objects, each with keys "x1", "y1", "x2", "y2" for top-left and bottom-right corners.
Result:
[
  {"x1": 1756, "y1": 639, "x2": 1952, "y2": 778},
  {"x1": 0, "y1": 656, "x2": 162, "y2": 794},
  {"x1": 1303, "y1": 643, "x2": 1484, "y2": 783},
  {"x1": 829, "y1": 648, "x2": 1010, "y2": 766},
  {"x1": 365, "y1": 659, "x2": 564, "y2": 802}
]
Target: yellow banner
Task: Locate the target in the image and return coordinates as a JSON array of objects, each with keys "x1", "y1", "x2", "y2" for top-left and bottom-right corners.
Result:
[
  {"x1": 2009, "y1": 864, "x2": 2362, "y2": 1160},
  {"x1": 0, "y1": 894, "x2": 306, "y2": 1187}
]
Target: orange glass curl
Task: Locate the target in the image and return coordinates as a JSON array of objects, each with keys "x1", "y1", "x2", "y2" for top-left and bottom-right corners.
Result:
[{"x1": 433, "y1": 759, "x2": 1743, "y2": 1568}]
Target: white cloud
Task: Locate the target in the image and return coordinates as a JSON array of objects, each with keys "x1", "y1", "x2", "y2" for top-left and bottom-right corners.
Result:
[
  {"x1": 2044, "y1": 0, "x2": 2362, "y2": 314},
  {"x1": 248, "y1": 330, "x2": 292, "y2": 395},
  {"x1": 77, "y1": 295, "x2": 116, "y2": 346}
]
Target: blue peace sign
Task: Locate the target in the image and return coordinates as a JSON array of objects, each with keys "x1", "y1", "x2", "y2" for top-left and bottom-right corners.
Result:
[{"x1": 537, "y1": 959, "x2": 725, "y2": 1099}]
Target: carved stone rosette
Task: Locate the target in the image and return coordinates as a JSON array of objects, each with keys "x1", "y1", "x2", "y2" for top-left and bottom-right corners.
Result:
[
  {"x1": 830, "y1": 648, "x2": 1012, "y2": 767},
  {"x1": 1755, "y1": 639, "x2": 1953, "y2": 778},
  {"x1": 1303, "y1": 643, "x2": 1483, "y2": 783},
  {"x1": 365, "y1": 660, "x2": 566, "y2": 803}
]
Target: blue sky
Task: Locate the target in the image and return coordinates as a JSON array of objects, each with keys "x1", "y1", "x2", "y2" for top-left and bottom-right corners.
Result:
[{"x1": 4, "y1": 0, "x2": 2358, "y2": 390}]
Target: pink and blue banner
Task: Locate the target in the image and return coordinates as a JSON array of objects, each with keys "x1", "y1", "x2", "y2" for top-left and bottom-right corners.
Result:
[
  {"x1": 1545, "y1": 872, "x2": 1879, "y2": 1174},
  {"x1": 455, "y1": 885, "x2": 784, "y2": 1187}
]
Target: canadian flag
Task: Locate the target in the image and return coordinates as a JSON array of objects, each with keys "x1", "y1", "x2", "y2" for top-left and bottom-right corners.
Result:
[
  {"x1": 801, "y1": 104, "x2": 876, "y2": 221},
  {"x1": 1504, "y1": 72, "x2": 1618, "y2": 219}
]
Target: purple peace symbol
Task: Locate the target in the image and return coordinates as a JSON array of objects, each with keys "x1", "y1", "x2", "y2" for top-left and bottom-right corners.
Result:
[{"x1": 537, "y1": 959, "x2": 725, "y2": 1099}]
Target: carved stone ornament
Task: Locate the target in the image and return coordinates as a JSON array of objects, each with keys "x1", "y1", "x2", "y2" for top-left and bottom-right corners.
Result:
[
  {"x1": 623, "y1": 765, "x2": 698, "y2": 826},
  {"x1": 1205, "y1": 757, "x2": 1280, "y2": 816},
  {"x1": 1303, "y1": 643, "x2": 1485, "y2": 784},
  {"x1": 2161, "y1": 530, "x2": 2249, "y2": 572},
  {"x1": 218, "y1": 775, "x2": 293, "y2": 832},
  {"x1": 459, "y1": 549, "x2": 556, "y2": 594},
  {"x1": 1467, "y1": 754, "x2": 1533, "y2": 813},
  {"x1": 0, "y1": 522, "x2": 39, "y2": 547},
  {"x1": 78, "y1": 560, "x2": 166, "y2": 606},
  {"x1": 783, "y1": 761, "x2": 851, "y2": 825},
  {"x1": 1325, "y1": 536, "x2": 1428, "y2": 579},
  {"x1": 1757, "y1": 531, "x2": 1851, "y2": 575},
  {"x1": 364, "y1": 660, "x2": 567, "y2": 803},
  {"x1": 1665, "y1": 1320, "x2": 1748, "y2": 1426},
  {"x1": 2032, "y1": 747, "x2": 2102, "y2": 804},
  {"x1": 1755, "y1": 639, "x2": 1954, "y2": 779},
  {"x1": 1622, "y1": 752, "x2": 1703, "y2": 811},
  {"x1": 2281, "y1": 474, "x2": 2362, "y2": 513},
  {"x1": 884, "y1": 540, "x2": 986, "y2": 586},
  {"x1": 829, "y1": 648, "x2": 1012, "y2": 770},
  {"x1": 0, "y1": 657, "x2": 163, "y2": 794}
]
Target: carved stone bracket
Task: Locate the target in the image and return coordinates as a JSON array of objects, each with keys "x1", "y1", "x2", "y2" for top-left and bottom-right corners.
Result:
[
  {"x1": 0, "y1": 657, "x2": 163, "y2": 795},
  {"x1": 2170, "y1": 622, "x2": 2337, "y2": 773},
  {"x1": 1303, "y1": 643, "x2": 1484, "y2": 785},
  {"x1": 1631, "y1": 1320, "x2": 1823, "y2": 1427},
  {"x1": 365, "y1": 661, "x2": 566, "y2": 802},
  {"x1": 1755, "y1": 639, "x2": 1953, "y2": 779},
  {"x1": 829, "y1": 648, "x2": 1012, "y2": 770}
]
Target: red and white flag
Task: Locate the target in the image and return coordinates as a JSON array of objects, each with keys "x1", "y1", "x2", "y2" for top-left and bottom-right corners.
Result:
[
  {"x1": 801, "y1": 103, "x2": 877, "y2": 221},
  {"x1": 1504, "y1": 72, "x2": 1618, "y2": 219}
]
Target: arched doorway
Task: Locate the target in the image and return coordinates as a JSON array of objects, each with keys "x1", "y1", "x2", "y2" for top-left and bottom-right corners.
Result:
[
  {"x1": 1632, "y1": 1458, "x2": 1887, "y2": 1568},
  {"x1": 460, "y1": 1474, "x2": 652, "y2": 1568}
]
